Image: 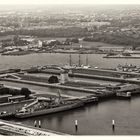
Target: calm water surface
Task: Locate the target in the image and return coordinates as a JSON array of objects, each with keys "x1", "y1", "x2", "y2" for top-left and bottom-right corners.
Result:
[
  {"x1": 1, "y1": 53, "x2": 140, "y2": 135},
  {"x1": 0, "y1": 53, "x2": 140, "y2": 70},
  {"x1": 7, "y1": 97, "x2": 140, "y2": 135}
]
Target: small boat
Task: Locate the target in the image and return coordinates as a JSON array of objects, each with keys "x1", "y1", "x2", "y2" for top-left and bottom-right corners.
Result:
[
  {"x1": 0, "y1": 111, "x2": 14, "y2": 119},
  {"x1": 15, "y1": 96, "x2": 84, "y2": 118},
  {"x1": 116, "y1": 91, "x2": 131, "y2": 99},
  {"x1": 79, "y1": 96, "x2": 98, "y2": 104}
]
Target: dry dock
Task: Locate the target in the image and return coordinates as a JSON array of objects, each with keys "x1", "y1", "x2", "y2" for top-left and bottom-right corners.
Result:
[
  {"x1": 26, "y1": 67, "x2": 140, "y2": 84},
  {"x1": 0, "y1": 78, "x2": 115, "y2": 98}
]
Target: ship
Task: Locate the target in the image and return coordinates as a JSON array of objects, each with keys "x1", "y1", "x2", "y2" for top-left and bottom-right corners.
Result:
[
  {"x1": 103, "y1": 52, "x2": 140, "y2": 59},
  {"x1": 15, "y1": 94, "x2": 85, "y2": 118},
  {"x1": 106, "y1": 83, "x2": 140, "y2": 99},
  {"x1": 63, "y1": 46, "x2": 91, "y2": 70}
]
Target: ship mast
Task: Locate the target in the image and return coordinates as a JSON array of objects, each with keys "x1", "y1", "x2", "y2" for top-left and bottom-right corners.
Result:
[
  {"x1": 69, "y1": 54, "x2": 72, "y2": 66},
  {"x1": 86, "y1": 54, "x2": 88, "y2": 66},
  {"x1": 79, "y1": 44, "x2": 83, "y2": 67},
  {"x1": 69, "y1": 42, "x2": 72, "y2": 66},
  {"x1": 57, "y1": 89, "x2": 62, "y2": 103},
  {"x1": 78, "y1": 53, "x2": 81, "y2": 67}
]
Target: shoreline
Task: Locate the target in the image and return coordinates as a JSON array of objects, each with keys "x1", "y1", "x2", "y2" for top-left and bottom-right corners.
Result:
[{"x1": 1, "y1": 51, "x2": 106, "y2": 56}]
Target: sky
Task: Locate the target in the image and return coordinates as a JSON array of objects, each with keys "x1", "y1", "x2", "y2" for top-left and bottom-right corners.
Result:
[{"x1": 0, "y1": 0, "x2": 140, "y2": 5}]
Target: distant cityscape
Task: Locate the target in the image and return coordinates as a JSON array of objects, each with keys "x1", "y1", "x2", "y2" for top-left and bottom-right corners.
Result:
[{"x1": 0, "y1": 5, "x2": 140, "y2": 55}]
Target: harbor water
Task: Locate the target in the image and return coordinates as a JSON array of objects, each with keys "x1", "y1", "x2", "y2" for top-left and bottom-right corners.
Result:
[
  {"x1": 0, "y1": 53, "x2": 140, "y2": 70},
  {"x1": 1, "y1": 53, "x2": 140, "y2": 135},
  {"x1": 7, "y1": 97, "x2": 140, "y2": 135}
]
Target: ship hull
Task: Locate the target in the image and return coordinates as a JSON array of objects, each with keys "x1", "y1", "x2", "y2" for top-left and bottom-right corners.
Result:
[
  {"x1": 15, "y1": 102, "x2": 84, "y2": 118},
  {"x1": 116, "y1": 96, "x2": 131, "y2": 100}
]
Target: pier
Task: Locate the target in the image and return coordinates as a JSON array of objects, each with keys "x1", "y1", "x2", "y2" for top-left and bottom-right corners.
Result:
[{"x1": 0, "y1": 119, "x2": 67, "y2": 135}]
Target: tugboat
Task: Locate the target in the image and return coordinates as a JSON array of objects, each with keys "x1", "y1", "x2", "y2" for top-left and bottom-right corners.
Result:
[{"x1": 15, "y1": 93, "x2": 84, "y2": 118}]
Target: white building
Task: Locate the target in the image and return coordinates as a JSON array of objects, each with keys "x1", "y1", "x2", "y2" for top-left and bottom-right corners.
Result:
[{"x1": 38, "y1": 40, "x2": 43, "y2": 48}]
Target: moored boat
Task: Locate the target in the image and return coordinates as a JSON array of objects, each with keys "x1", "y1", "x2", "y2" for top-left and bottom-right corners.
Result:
[
  {"x1": 0, "y1": 112, "x2": 14, "y2": 119},
  {"x1": 79, "y1": 96, "x2": 98, "y2": 104},
  {"x1": 116, "y1": 91, "x2": 131, "y2": 99},
  {"x1": 15, "y1": 97, "x2": 84, "y2": 119}
]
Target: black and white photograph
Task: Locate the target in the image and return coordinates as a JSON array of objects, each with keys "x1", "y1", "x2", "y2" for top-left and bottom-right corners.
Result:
[{"x1": 0, "y1": 0, "x2": 140, "y2": 136}]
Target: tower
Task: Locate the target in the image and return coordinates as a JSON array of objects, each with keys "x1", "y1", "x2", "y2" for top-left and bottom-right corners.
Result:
[{"x1": 60, "y1": 69, "x2": 69, "y2": 84}]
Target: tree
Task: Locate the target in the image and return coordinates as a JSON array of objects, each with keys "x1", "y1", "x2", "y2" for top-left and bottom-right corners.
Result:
[
  {"x1": 71, "y1": 38, "x2": 79, "y2": 43},
  {"x1": 0, "y1": 88, "x2": 10, "y2": 95},
  {"x1": 20, "y1": 87, "x2": 31, "y2": 99},
  {"x1": 48, "y1": 75, "x2": 59, "y2": 83}
]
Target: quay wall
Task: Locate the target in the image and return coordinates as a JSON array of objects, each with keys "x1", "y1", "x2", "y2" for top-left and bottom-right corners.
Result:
[
  {"x1": 37, "y1": 69, "x2": 140, "y2": 84},
  {"x1": 17, "y1": 74, "x2": 50, "y2": 83},
  {"x1": 72, "y1": 73, "x2": 127, "y2": 82},
  {"x1": 0, "y1": 78, "x2": 117, "y2": 98},
  {"x1": 72, "y1": 68, "x2": 120, "y2": 77},
  {"x1": 71, "y1": 68, "x2": 140, "y2": 78},
  {"x1": 36, "y1": 68, "x2": 140, "y2": 79},
  {"x1": 72, "y1": 73, "x2": 140, "y2": 84},
  {"x1": 18, "y1": 73, "x2": 106, "y2": 87},
  {"x1": 0, "y1": 78, "x2": 98, "y2": 94}
]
